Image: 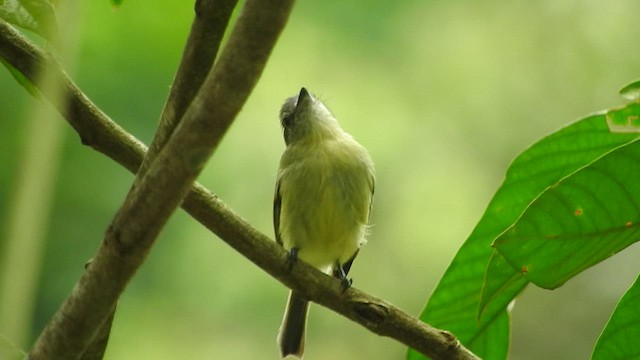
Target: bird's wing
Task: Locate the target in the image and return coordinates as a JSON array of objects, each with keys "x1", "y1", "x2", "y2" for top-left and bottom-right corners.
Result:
[
  {"x1": 367, "y1": 171, "x2": 375, "y2": 222},
  {"x1": 274, "y1": 178, "x2": 283, "y2": 246}
]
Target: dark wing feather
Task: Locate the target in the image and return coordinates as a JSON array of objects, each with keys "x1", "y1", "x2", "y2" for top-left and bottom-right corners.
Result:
[{"x1": 274, "y1": 178, "x2": 283, "y2": 246}]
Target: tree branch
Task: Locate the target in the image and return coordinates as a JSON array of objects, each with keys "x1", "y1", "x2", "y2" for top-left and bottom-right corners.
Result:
[
  {"x1": 0, "y1": 8, "x2": 480, "y2": 360},
  {"x1": 84, "y1": 3, "x2": 239, "y2": 357},
  {"x1": 136, "y1": 0, "x2": 238, "y2": 181},
  {"x1": 12, "y1": 0, "x2": 296, "y2": 358}
]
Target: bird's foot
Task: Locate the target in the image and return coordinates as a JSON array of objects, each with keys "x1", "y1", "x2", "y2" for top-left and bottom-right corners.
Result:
[
  {"x1": 286, "y1": 247, "x2": 299, "y2": 272},
  {"x1": 335, "y1": 263, "x2": 353, "y2": 292}
]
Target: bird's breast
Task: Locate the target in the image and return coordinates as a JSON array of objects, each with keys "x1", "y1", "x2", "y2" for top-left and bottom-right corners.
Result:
[{"x1": 277, "y1": 140, "x2": 373, "y2": 270}]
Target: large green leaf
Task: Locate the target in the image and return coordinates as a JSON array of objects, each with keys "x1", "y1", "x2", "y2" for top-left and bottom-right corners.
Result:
[
  {"x1": 409, "y1": 103, "x2": 640, "y2": 360},
  {"x1": 494, "y1": 104, "x2": 640, "y2": 289},
  {"x1": 592, "y1": 273, "x2": 640, "y2": 359},
  {"x1": 479, "y1": 107, "x2": 640, "y2": 321}
]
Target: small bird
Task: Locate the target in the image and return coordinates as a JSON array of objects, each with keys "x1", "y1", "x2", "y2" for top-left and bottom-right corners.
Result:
[{"x1": 274, "y1": 88, "x2": 375, "y2": 359}]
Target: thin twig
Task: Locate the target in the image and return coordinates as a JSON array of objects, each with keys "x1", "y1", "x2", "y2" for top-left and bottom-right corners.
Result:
[
  {"x1": 0, "y1": 10, "x2": 480, "y2": 360},
  {"x1": 136, "y1": 0, "x2": 238, "y2": 180}
]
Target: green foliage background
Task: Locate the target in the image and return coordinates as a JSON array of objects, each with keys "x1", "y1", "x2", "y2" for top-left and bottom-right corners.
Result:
[{"x1": 1, "y1": 0, "x2": 640, "y2": 359}]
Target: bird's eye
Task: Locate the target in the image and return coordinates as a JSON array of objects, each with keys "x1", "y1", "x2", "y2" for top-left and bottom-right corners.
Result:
[
  {"x1": 282, "y1": 114, "x2": 293, "y2": 128},
  {"x1": 283, "y1": 127, "x2": 291, "y2": 145}
]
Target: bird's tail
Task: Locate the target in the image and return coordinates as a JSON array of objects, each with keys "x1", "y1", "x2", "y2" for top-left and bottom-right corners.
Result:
[{"x1": 277, "y1": 291, "x2": 309, "y2": 359}]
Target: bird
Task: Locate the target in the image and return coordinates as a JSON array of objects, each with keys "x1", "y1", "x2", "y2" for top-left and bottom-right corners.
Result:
[{"x1": 274, "y1": 87, "x2": 375, "y2": 358}]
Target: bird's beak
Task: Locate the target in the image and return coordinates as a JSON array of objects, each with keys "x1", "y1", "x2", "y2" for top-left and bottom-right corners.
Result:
[{"x1": 298, "y1": 87, "x2": 311, "y2": 104}]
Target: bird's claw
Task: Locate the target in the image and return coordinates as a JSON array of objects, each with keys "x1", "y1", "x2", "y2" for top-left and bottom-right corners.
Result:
[
  {"x1": 335, "y1": 263, "x2": 353, "y2": 292},
  {"x1": 286, "y1": 247, "x2": 299, "y2": 272}
]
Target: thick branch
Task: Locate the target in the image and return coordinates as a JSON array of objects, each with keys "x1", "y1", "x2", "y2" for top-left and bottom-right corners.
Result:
[{"x1": 0, "y1": 13, "x2": 480, "y2": 360}]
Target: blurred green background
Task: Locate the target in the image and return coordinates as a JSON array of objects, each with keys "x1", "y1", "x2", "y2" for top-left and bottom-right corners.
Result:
[{"x1": 2, "y1": 0, "x2": 640, "y2": 359}]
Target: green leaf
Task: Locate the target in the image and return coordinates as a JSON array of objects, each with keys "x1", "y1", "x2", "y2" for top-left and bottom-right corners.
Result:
[
  {"x1": 494, "y1": 106, "x2": 640, "y2": 289},
  {"x1": 410, "y1": 102, "x2": 640, "y2": 360},
  {"x1": 0, "y1": 0, "x2": 57, "y2": 41},
  {"x1": 0, "y1": 0, "x2": 40, "y2": 34},
  {"x1": 479, "y1": 110, "x2": 640, "y2": 318},
  {"x1": 478, "y1": 251, "x2": 527, "y2": 322},
  {"x1": 606, "y1": 101, "x2": 640, "y2": 133},
  {"x1": 592, "y1": 273, "x2": 640, "y2": 359},
  {"x1": 0, "y1": 57, "x2": 39, "y2": 97},
  {"x1": 17, "y1": 0, "x2": 56, "y2": 25},
  {"x1": 619, "y1": 80, "x2": 640, "y2": 101},
  {"x1": 408, "y1": 309, "x2": 511, "y2": 360},
  {"x1": 465, "y1": 310, "x2": 510, "y2": 360}
]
